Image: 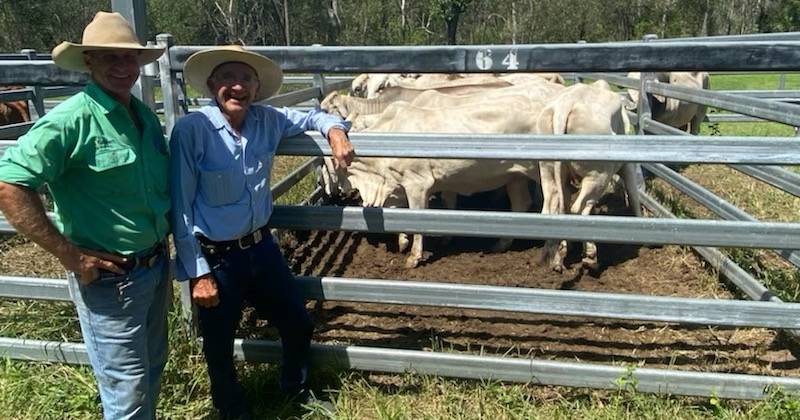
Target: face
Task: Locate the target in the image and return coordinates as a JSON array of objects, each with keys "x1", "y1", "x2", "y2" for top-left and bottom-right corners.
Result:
[
  {"x1": 84, "y1": 50, "x2": 141, "y2": 103},
  {"x1": 207, "y1": 62, "x2": 260, "y2": 119}
]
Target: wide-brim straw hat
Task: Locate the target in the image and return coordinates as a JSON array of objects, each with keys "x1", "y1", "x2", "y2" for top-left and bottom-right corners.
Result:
[
  {"x1": 52, "y1": 11, "x2": 164, "y2": 72},
  {"x1": 183, "y1": 45, "x2": 283, "y2": 102}
]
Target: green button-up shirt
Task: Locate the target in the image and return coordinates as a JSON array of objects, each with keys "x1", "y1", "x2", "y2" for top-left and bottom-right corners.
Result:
[{"x1": 0, "y1": 82, "x2": 170, "y2": 254}]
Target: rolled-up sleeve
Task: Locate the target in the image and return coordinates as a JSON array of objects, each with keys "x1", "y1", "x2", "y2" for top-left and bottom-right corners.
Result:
[
  {"x1": 168, "y1": 122, "x2": 210, "y2": 281},
  {"x1": 273, "y1": 107, "x2": 351, "y2": 139},
  {"x1": 0, "y1": 118, "x2": 72, "y2": 189}
]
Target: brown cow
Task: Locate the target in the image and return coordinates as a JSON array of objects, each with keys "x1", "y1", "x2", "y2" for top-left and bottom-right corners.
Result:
[{"x1": 0, "y1": 86, "x2": 31, "y2": 126}]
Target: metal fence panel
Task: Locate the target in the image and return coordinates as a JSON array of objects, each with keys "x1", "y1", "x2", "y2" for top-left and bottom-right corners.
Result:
[
  {"x1": 233, "y1": 340, "x2": 800, "y2": 400},
  {"x1": 0, "y1": 60, "x2": 89, "y2": 85},
  {"x1": 168, "y1": 42, "x2": 800, "y2": 73},
  {"x1": 267, "y1": 205, "x2": 800, "y2": 250},
  {"x1": 276, "y1": 133, "x2": 800, "y2": 164},
  {"x1": 644, "y1": 163, "x2": 800, "y2": 268},
  {"x1": 646, "y1": 82, "x2": 800, "y2": 126}
]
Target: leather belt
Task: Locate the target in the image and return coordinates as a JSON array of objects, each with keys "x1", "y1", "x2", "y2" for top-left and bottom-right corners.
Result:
[
  {"x1": 117, "y1": 241, "x2": 166, "y2": 272},
  {"x1": 197, "y1": 225, "x2": 270, "y2": 255}
]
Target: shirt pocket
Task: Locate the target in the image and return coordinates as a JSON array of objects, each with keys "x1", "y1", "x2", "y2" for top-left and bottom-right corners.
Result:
[
  {"x1": 199, "y1": 166, "x2": 245, "y2": 207},
  {"x1": 85, "y1": 142, "x2": 138, "y2": 194}
]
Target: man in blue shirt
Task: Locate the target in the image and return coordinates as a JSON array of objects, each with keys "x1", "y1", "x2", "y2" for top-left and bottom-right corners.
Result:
[{"x1": 170, "y1": 45, "x2": 354, "y2": 419}]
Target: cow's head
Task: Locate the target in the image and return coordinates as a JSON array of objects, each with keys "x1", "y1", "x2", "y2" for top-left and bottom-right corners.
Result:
[
  {"x1": 351, "y1": 73, "x2": 370, "y2": 97},
  {"x1": 317, "y1": 157, "x2": 398, "y2": 207},
  {"x1": 320, "y1": 91, "x2": 349, "y2": 119}
]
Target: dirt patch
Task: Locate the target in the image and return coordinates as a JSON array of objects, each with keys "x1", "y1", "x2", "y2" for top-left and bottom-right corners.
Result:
[{"x1": 272, "y1": 191, "x2": 799, "y2": 378}]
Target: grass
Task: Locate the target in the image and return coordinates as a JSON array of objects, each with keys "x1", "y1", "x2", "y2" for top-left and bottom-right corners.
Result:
[{"x1": 3, "y1": 74, "x2": 800, "y2": 419}]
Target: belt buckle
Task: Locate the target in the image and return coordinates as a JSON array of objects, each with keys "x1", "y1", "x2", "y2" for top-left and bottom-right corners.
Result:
[
  {"x1": 238, "y1": 229, "x2": 262, "y2": 250},
  {"x1": 144, "y1": 253, "x2": 160, "y2": 268}
]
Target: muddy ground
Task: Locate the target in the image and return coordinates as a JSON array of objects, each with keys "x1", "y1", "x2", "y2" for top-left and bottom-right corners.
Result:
[{"x1": 278, "y1": 192, "x2": 798, "y2": 378}]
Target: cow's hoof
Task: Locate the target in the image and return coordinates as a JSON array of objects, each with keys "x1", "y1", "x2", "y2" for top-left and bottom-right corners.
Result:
[
  {"x1": 405, "y1": 256, "x2": 420, "y2": 268},
  {"x1": 398, "y1": 234, "x2": 410, "y2": 253},
  {"x1": 581, "y1": 256, "x2": 599, "y2": 272},
  {"x1": 550, "y1": 261, "x2": 565, "y2": 273}
]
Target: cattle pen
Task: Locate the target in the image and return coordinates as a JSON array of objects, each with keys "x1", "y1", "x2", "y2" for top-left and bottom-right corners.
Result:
[{"x1": 0, "y1": 32, "x2": 799, "y2": 403}]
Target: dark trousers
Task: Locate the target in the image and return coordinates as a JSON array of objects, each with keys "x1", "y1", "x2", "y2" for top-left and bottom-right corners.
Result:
[{"x1": 197, "y1": 235, "x2": 313, "y2": 418}]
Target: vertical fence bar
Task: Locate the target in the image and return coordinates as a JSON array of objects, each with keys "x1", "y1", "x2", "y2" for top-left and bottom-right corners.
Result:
[
  {"x1": 140, "y1": 41, "x2": 158, "y2": 110},
  {"x1": 20, "y1": 49, "x2": 45, "y2": 119},
  {"x1": 156, "y1": 33, "x2": 195, "y2": 332},
  {"x1": 111, "y1": 0, "x2": 148, "y2": 102},
  {"x1": 157, "y1": 34, "x2": 180, "y2": 134}
]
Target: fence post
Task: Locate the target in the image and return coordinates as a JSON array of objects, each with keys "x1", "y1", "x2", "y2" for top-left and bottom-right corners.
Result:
[
  {"x1": 156, "y1": 34, "x2": 180, "y2": 135},
  {"x1": 20, "y1": 49, "x2": 45, "y2": 119},
  {"x1": 311, "y1": 44, "x2": 327, "y2": 108},
  {"x1": 630, "y1": 34, "x2": 660, "y2": 213},
  {"x1": 140, "y1": 41, "x2": 158, "y2": 111},
  {"x1": 156, "y1": 33, "x2": 195, "y2": 332}
]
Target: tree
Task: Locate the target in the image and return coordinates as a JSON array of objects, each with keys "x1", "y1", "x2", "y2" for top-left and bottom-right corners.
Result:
[{"x1": 431, "y1": 0, "x2": 472, "y2": 44}]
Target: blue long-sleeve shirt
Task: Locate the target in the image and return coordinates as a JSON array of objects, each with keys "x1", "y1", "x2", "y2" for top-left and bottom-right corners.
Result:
[{"x1": 169, "y1": 103, "x2": 349, "y2": 281}]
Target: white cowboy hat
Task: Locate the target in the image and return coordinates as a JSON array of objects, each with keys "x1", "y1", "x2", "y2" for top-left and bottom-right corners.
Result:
[
  {"x1": 52, "y1": 11, "x2": 164, "y2": 72},
  {"x1": 183, "y1": 45, "x2": 283, "y2": 101}
]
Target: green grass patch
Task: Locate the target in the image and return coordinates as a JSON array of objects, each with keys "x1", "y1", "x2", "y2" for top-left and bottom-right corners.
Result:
[{"x1": 710, "y1": 73, "x2": 800, "y2": 91}]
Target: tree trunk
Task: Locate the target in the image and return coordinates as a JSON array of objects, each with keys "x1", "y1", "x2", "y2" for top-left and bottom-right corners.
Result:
[
  {"x1": 283, "y1": 0, "x2": 290, "y2": 45},
  {"x1": 326, "y1": 0, "x2": 342, "y2": 45},
  {"x1": 511, "y1": 0, "x2": 517, "y2": 44},
  {"x1": 701, "y1": 0, "x2": 710, "y2": 36},
  {"x1": 445, "y1": 3, "x2": 462, "y2": 45}
]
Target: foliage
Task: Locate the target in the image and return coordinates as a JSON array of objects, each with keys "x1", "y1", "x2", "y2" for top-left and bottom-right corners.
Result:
[{"x1": 2, "y1": 0, "x2": 800, "y2": 52}]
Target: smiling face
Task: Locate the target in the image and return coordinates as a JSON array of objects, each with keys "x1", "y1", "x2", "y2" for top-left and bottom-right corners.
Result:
[
  {"x1": 83, "y1": 49, "x2": 141, "y2": 104},
  {"x1": 207, "y1": 62, "x2": 260, "y2": 127}
]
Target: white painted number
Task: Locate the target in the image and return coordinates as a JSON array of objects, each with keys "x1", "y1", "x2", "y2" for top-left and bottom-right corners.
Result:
[
  {"x1": 475, "y1": 49, "x2": 493, "y2": 70},
  {"x1": 502, "y1": 50, "x2": 519, "y2": 70}
]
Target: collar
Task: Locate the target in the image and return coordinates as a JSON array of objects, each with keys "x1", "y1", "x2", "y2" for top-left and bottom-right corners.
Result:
[
  {"x1": 85, "y1": 81, "x2": 147, "y2": 116},
  {"x1": 85, "y1": 82, "x2": 122, "y2": 114},
  {"x1": 202, "y1": 99, "x2": 262, "y2": 132}
]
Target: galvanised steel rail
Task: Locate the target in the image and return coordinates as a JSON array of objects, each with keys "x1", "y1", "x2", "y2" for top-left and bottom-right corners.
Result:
[
  {"x1": 719, "y1": 90, "x2": 800, "y2": 101},
  {"x1": 296, "y1": 276, "x2": 800, "y2": 328},
  {"x1": 0, "y1": 60, "x2": 89, "y2": 85},
  {"x1": 640, "y1": 193, "x2": 788, "y2": 305},
  {"x1": 232, "y1": 340, "x2": 800, "y2": 400},
  {"x1": 731, "y1": 165, "x2": 800, "y2": 197},
  {"x1": 3, "y1": 335, "x2": 799, "y2": 400},
  {"x1": 0, "y1": 88, "x2": 34, "y2": 102},
  {"x1": 0, "y1": 276, "x2": 70, "y2": 301},
  {"x1": 0, "y1": 338, "x2": 89, "y2": 365},
  {"x1": 644, "y1": 163, "x2": 800, "y2": 268},
  {"x1": 0, "y1": 122, "x2": 34, "y2": 140},
  {"x1": 167, "y1": 42, "x2": 800, "y2": 73},
  {"x1": 276, "y1": 133, "x2": 800, "y2": 164},
  {"x1": 0, "y1": 53, "x2": 53, "y2": 60},
  {"x1": 7, "y1": 273, "x2": 800, "y2": 328},
  {"x1": 0, "y1": 207, "x2": 795, "y2": 249},
  {"x1": 271, "y1": 157, "x2": 321, "y2": 200},
  {"x1": 268, "y1": 205, "x2": 800, "y2": 250},
  {"x1": 641, "y1": 118, "x2": 688, "y2": 136},
  {"x1": 706, "y1": 114, "x2": 767, "y2": 123},
  {"x1": 645, "y1": 81, "x2": 800, "y2": 127},
  {"x1": 645, "y1": 32, "x2": 800, "y2": 43},
  {"x1": 640, "y1": 118, "x2": 800, "y2": 199},
  {"x1": 5, "y1": 134, "x2": 798, "y2": 165}
]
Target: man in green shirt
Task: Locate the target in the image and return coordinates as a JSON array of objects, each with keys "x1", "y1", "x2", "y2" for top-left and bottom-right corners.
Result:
[{"x1": 0, "y1": 12, "x2": 170, "y2": 420}]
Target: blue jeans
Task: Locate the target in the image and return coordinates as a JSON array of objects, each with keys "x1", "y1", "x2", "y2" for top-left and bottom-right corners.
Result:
[
  {"x1": 197, "y1": 234, "x2": 313, "y2": 418},
  {"x1": 67, "y1": 251, "x2": 171, "y2": 420}
]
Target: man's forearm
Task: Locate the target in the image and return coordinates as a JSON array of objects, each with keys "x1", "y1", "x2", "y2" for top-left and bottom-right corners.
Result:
[{"x1": 0, "y1": 182, "x2": 75, "y2": 262}]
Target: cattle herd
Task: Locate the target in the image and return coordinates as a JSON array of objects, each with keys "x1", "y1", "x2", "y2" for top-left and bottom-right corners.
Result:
[
  {"x1": 318, "y1": 71, "x2": 710, "y2": 270},
  {"x1": 0, "y1": 73, "x2": 708, "y2": 272}
]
